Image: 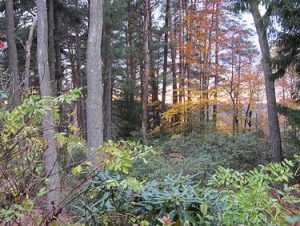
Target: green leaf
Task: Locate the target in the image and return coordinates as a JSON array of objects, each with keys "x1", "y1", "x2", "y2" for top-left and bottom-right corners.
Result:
[
  {"x1": 72, "y1": 165, "x2": 82, "y2": 175},
  {"x1": 37, "y1": 187, "x2": 47, "y2": 197},
  {"x1": 183, "y1": 221, "x2": 190, "y2": 226},
  {"x1": 23, "y1": 199, "x2": 33, "y2": 212},
  {"x1": 286, "y1": 215, "x2": 300, "y2": 224},
  {"x1": 141, "y1": 220, "x2": 150, "y2": 226},
  {"x1": 55, "y1": 132, "x2": 66, "y2": 146},
  {"x1": 129, "y1": 217, "x2": 136, "y2": 223},
  {"x1": 200, "y1": 203, "x2": 208, "y2": 216}
]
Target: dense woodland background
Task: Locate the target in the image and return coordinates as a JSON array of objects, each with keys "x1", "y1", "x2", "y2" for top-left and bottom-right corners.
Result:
[{"x1": 0, "y1": 0, "x2": 300, "y2": 225}]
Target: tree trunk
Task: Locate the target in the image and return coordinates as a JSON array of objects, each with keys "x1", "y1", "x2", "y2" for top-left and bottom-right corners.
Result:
[
  {"x1": 230, "y1": 44, "x2": 236, "y2": 137},
  {"x1": 168, "y1": 0, "x2": 177, "y2": 105},
  {"x1": 5, "y1": 0, "x2": 20, "y2": 106},
  {"x1": 86, "y1": 0, "x2": 104, "y2": 167},
  {"x1": 235, "y1": 54, "x2": 242, "y2": 133},
  {"x1": 127, "y1": 2, "x2": 136, "y2": 108},
  {"x1": 149, "y1": 5, "x2": 159, "y2": 129},
  {"x1": 202, "y1": 0, "x2": 211, "y2": 124},
  {"x1": 48, "y1": 0, "x2": 57, "y2": 95},
  {"x1": 213, "y1": 0, "x2": 220, "y2": 126},
  {"x1": 75, "y1": 0, "x2": 87, "y2": 138},
  {"x1": 103, "y1": 36, "x2": 113, "y2": 141},
  {"x1": 103, "y1": 1, "x2": 113, "y2": 141},
  {"x1": 186, "y1": 0, "x2": 191, "y2": 104},
  {"x1": 70, "y1": 44, "x2": 82, "y2": 133},
  {"x1": 250, "y1": 1, "x2": 283, "y2": 162},
  {"x1": 54, "y1": 6, "x2": 63, "y2": 93},
  {"x1": 178, "y1": 0, "x2": 184, "y2": 104},
  {"x1": 24, "y1": 17, "x2": 37, "y2": 89},
  {"x1": 141, "y1": 0, "x2": 150, "y2": 142},
  {"x1": 161, "y1": 0, "x2": 169, "y2": 112},
  {"x1": 36, "y1": 0, "x2": 61, "y2": 213}
]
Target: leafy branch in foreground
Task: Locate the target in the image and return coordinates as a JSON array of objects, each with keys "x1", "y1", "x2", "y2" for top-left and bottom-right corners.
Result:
[{"x1": 0, "y1": 89, "x2": 84, "y2": 224}]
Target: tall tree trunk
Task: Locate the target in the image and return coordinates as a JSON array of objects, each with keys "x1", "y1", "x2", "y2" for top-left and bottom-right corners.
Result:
[
  {"x1": 206, "y1": 2, "x2": 214, "y2": 123},
  {"x1": 36, "y1": 0, "x2": 61, "y2": 213},
  {"x1": 230, "y1": 43, "x2": 236, "y2": 137},
  {"x1": 235, "y1": 54, "x2": 242, "y2": 133},
  {"x1": 86, "y1": 0, "x2": 104, "y2": 167},
  {"x1": 74, "y1": 5, "x2": 82, "y2": 133},
  {"x1": 149, "y1": 5, "x2": 159, "y2": 128},
  {"x1": 178, "y1": 0, "x2": 184, "y2": 104},
  {"x1": 74, "y1": 0, "x2": 87, "y2": 138},
  {"x1": 186, "y1": 0, "x2": 191, "y2": 104},
  {"x1": 24, "y1": 17, "x2": 37, "y2": 89},
  {"x1": 127, "y1": 2, "x2": 136, "y2": 107},
  {"x1": 202, "y1": 0, "x2": 211, "y2": 124},
  {"x1": 213, "y1": 0, "x2": 220, "y2": 126},
  {"x1": 141, "y1": 0, "x2": 150, "y2": 142},
  {"x1": 103, "y1": 0, "x2": 113, "y2": 141},
  {"x1": 250, "y1": 1, "x2": 283, "y2": 162},
  {"x1": 161, "y1": 0, "x2": 169, "y2": 112},
  {"x1": 54, "y1": 6, "x2": 63, "y2": 93},
  {"x1": 48, "y1": 0, "x2": 57, "y2": 95},
  {"x1": 168, "y1": 0, "x2": 177, "y2": 105},
  {"x1": 103, "y1": 35, "x2": 113, "y2": 141},
  {"x1": 69, "y1": 43, "x2": 83, "y2": 133},
  {"x1": 5, "y1": 0, "x2": 20, "y2": 106}
]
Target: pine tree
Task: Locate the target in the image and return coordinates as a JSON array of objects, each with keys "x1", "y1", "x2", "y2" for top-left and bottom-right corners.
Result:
[{"x1": 232, "y1": 0, "x2": 283, "y2": 162}]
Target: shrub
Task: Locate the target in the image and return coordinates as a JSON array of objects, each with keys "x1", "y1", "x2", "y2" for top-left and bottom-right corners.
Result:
[
  {"x1": 205, "y1": 159, "x2": 296, "y2": 225},
  {"x1": 0, "y1": 89, "x2": 81, "y2": 224},
  {"x1": 132, "y1": 131, "x2": 269, "y2": 181},
  {"x1": 73, "y1": 146, "x2": 300, "y2": 225}
]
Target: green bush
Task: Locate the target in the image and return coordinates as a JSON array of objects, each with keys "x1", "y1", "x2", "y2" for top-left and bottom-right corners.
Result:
[
  {"x1": 0, "y1": 89, "x2": 81, "y2": 223},
  {"x1": 73, "y1": 144, "x2": 300, "y2": 225},
  {"x1": 132, "y1": 131, "x2": 269, "y2": 181},
  {"x1": 206, "y1": 159, "x2": 296, "y2": 225}
]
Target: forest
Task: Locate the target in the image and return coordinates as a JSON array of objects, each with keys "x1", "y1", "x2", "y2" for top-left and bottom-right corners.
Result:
[{"x1": 0, "y1": 0, "x2": 300, "y2": 225}]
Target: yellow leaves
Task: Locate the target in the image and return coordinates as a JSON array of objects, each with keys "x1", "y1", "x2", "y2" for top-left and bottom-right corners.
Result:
[
  {"x1": 162, "y1": 84, "x2": 226, "y2": 122},
  {"x1": 162, "y1": 98, "x2": 217, "y2": 122},
  {"x1": 198, "y1": 45, "x2": 208, "y2": 53},
  {"x1": 218, "y1": 121, "x2": 233, "y2": 135},
  {"x1": 68, "y1": 124, "x2": 80, "y2": 134},
  {"x1": 72, "y1": 165, "x2": 82, "y2": 175},
  {"x1": 185, "y1": 87, "x2": 220, "y2": 96},
  {"x1": 55, "y1": 132, "x2": 67, "y2": 147},
  {"x1": 195, "y1": 33, "x2": 206, "y2": 42}
]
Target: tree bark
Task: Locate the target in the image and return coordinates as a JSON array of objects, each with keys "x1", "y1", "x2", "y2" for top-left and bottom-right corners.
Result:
[
  {"x1": 86, "y1": 0, "x2": 104, "y2": 166},
  {"x1": 103, "y1": 0, "x2": 113, "y2": 141},
  {"x1": 36, "y1": 0, "x2": 61, "y2": 213},
  {"x1": 186, "y1": 0, "x2": 191, "y2": 104},
  {"x1": 48, "y1": 0, "x2": 57, "y2": 95},
  {"x1": 161, "y1": 0, "x2": 169, "y2": 112},
  {"x1": 149, "y1": 5, "x2": 159, "y2": 128},
  {"x1": 5, "y1": 0, "x2": 20, "y2": 106},
  {"x1": 103, "y1": 36, "x2": 113, "y2": 141},
  {"x1": 127, "y1": 1, "x2": 136, "y2": 108},
  {"x1": 178, "y1": 0, "x2": 184, "y2": 104},
  {"x1": 250, "y1": 1, "x2": 283, "y2": 162},
  {"x1": 168, "y1": 0, "x2": 177, "y2": 105},
  {"x1": 203, "y1": 0, "x2": 211, "y2": 124},
  {"x1": 24, "y1": 17, "x2": 37, "y2": 89},
  {"x1": 213, "y1": 0, "x2": 220, "y2": 126},
  {"x1": 141, "y1": 0, "x2": 150, "y2": 142},
  {"x1": 54, "y1": 5, "x2": 63, "y2": 94},
  {"x1": 74, "y1": 0, "x2": 85, "y2": 137}
]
